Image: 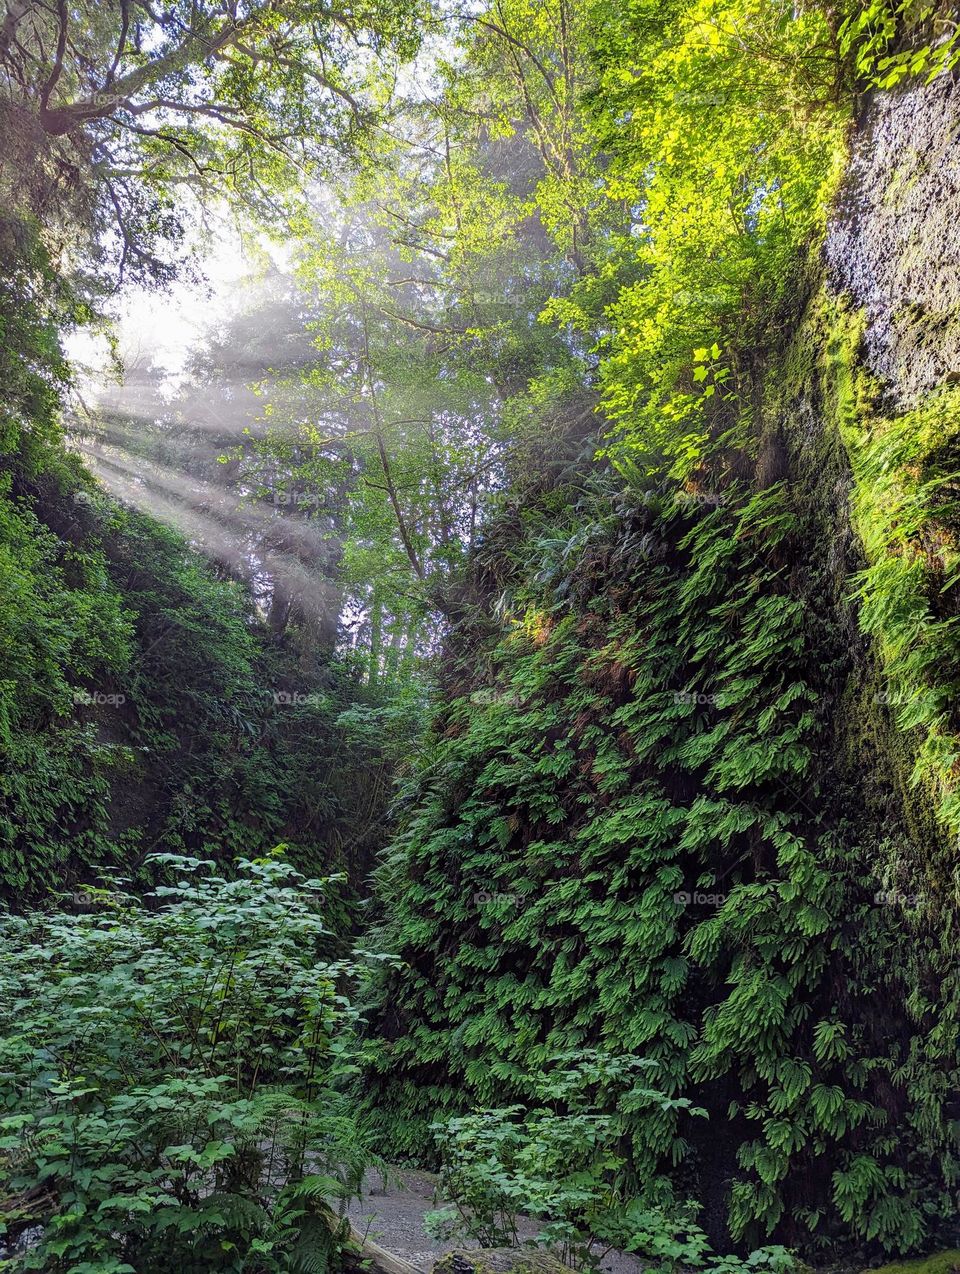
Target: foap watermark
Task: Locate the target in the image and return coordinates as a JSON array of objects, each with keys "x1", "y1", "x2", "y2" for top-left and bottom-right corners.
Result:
[
  {"x1": 73, "y1": 690, "x2": 126, "y2": 706},
  {"x1": 272, "y1": 690, "x2": 323, "y2": 706},
  {"x1": 673, "y1": 690, "x2": 728, "y2": 707},
  {"x1": 271, "y1": 492, "x2": 323, "y2": 508},
  {"x1": 673, "y1": 490, "x2": 728, "y2": 509},
  {"x1": 64, "y1": 890, "x2": 108, "y2": 909},
  {"x1": 68, "y1": 888, "x2": 128, "y2": 913},
  {"x1": 672, "y1": 89, "x2": 729, "y2": 108},
  {"x1": 473, "y1": 890, "x2": 519, "y2": 907},
  {"x1": 873, "y1": 889, "x2": 924, "y2": 908},
  {"x1": 673, "y1": 888, "x2": 727, "y2": 909},
  {"x1": 873, "y1": 689, "x2": 939, "y2": 707},
  {"x1": 470, "y1": 689, "x2": 525, "y2": 707},
  {"x1": 638, "y1": 487, "x2": 728, "y2": 512}
]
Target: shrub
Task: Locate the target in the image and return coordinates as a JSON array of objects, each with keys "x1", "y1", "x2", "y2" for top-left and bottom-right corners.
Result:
[
  {"x1": 427, "y1": 1052, "x2": 794, "y2": 1274},
  {"x1": 0, "y1": 852, "x2": 384, "y2": 1273}
]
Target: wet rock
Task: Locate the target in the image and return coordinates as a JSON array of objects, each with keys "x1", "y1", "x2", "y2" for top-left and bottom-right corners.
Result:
[{"x1": 826, "y1": 72, "x2": 960, "y2": 407}]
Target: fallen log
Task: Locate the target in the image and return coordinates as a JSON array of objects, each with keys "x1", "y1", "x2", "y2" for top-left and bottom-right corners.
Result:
[{"x1": 343, "y1": 1223, "x2": 428, "y2": 1274}]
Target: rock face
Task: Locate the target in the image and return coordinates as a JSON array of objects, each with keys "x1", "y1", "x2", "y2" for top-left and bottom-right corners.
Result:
[
  {"x1": 826, "y1": 72, "x2": 960, "y2": 406},
  {"x1": 432, "y1": 1250, "x2": 575, "y2": 1274}
]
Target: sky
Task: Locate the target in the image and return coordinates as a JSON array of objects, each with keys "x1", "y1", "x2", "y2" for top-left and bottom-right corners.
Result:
[{"x1": 66, "y1": 214, "x2": 267, "y2": 388}]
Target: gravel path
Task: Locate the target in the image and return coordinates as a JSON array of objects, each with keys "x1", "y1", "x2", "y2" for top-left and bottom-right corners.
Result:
[{"x1": 345, "y1": 1168, "x2": 646, "y2": 1274}]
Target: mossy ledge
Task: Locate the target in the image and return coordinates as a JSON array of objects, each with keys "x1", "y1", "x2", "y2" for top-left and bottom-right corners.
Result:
[{"x1": 862, "y1": 1253, "x2": 960, "y2": 1274}]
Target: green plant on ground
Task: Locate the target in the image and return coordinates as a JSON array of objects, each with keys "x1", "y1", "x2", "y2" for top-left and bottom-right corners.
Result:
[
  {"x1": 0, "y1": 851, "x2": 390, "y2": 1273},
  {"x1": 427, "y1": 1052, "x2": 794, "y2": 1274}
]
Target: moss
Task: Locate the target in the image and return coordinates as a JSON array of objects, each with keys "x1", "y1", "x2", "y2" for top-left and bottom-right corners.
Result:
[
  {"x1": 882, "y1": 156, "x2": 926, "y2": 211},
  {"x1": 862, "y1": 1253, "x2": 960, "y2": 1274},
  {"x1": 776, "y1": 282, "x2": 956, "y2": 858}
]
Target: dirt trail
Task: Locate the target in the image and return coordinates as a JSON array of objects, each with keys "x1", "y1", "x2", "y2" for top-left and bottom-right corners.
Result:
[{"x1": 345, "y1": 1168, "x2": 646, "y2": 1274}]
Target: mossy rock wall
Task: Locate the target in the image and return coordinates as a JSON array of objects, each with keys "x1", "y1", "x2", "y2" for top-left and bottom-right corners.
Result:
[
  {"x1": 364, "y1": 71, "x2": 960, "y2": 1265},
  {"x1": 826, "y1": 73, "x2": 960, "y2": 408}
]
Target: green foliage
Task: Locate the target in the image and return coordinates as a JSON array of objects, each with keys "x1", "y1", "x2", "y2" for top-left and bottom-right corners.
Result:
[
  {"x1": 0, "y1": 478, "x2": 133, "y2": 887},
  {"x1": 835, "y1": 0, "x2": 960, "y2": 89},
  {"x1": 0, "y1": 216, "x2": 82, "y2": 468},
  {"x1": 0, "y1": 0, "x2": 425, "y2": 286},
  {"x1": 820, "y1": 307, "x2": 960, "y2": 844},
  {"x1": 864, "y1": 1255, "x2": 960, "y2": 1274},
  {"x1": 0, "y1": 231, "x2": 406, "y2": 899},
  {"x1": 0, "y1": 473, "x2": 403, "y2": 897},
  {"x1": 359, "y1": 0, "x2": 960, "y2": 1256},
  {"x1": 366, "y1": 457, "x2": 916, "y2": 1244},
  {"x1": 427, "y1": 1052, "x2": 688, "y2": 1263},
  {"x1": 428, "y1": 1052, "x2": 793, "y2": 1274},
  {"x1": 0, "y1": 852, "x2": 381, "y2": 1272},
  {"x1": 549, "y1": 0, "x2": 848, "y2": 480},
  {"x1": 3, "y1": 0, "x2": 960, "y2": 1266},
  {"x1": 367, "y1": 397, "x2": 960, "y2": 1252}
]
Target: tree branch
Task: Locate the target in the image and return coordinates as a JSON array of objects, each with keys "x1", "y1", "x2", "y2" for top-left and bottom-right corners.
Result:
[
  {"x1": 0, "y1": 0, "x2": 32, "y2": 62},
  {"x1": 37, "y1": 0, "x2": 67, "y2": 118},
  {"x1": 360, "y1": 308, "x2": 426, "y2": 582}
]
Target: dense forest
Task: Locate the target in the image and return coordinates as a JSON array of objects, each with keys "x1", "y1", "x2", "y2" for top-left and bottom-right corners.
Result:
[{"x1": 2, "y1": 0, "x2": 960, "y2": 1270}]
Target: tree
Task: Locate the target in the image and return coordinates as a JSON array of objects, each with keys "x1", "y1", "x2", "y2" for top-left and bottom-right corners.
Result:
[
  {"x1": 0, "y1": 0, "x2": 424, "y2": 281},
  {"x1": 230, "y1": 3, "x2": 606, "y2": 677}
]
